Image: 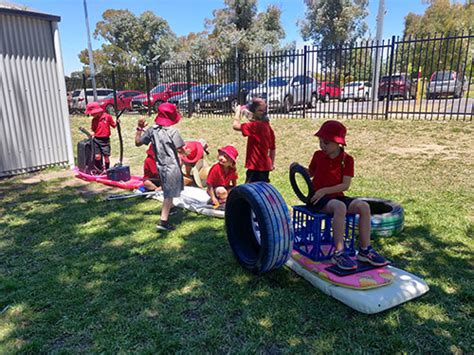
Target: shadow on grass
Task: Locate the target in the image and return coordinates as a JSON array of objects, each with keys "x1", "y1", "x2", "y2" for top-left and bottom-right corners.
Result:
[{"x1": 0, "y1": 179, "x2": 472, "y2": 353}]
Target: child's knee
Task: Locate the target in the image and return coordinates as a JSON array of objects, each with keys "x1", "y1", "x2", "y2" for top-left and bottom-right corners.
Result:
[
  {"x1": 94, "y1": 154, "x2": 102, "y2": 160},
  {"x1": 353, "y1": 199, "x2": 370, "y2": 215},
  {"x1": 332, "y1": 201, "x2": 347, "y2": 217}
]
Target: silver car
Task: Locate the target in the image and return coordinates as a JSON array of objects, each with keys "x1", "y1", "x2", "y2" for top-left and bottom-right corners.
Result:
[
  {"x1": 72, "y1": 88, "x2": 114, "y2": 112},
  {"x1": 340, "y1": 81, "x2": 372, "y2": 101},
  {"x1": 246, "y1": 75, "x2": 316, "y2": 113},
  {"x1": 427, "y1": 71, "x2": 466, "y2": 99}
]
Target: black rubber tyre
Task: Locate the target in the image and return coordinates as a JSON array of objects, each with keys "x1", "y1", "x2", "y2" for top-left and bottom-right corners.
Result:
[
  {"x1": 289, "y1": 162, "x2": 314, "y2": 204},
  {"x1": 225, "y1": 182, "x2": 294, "y2": 274},
  {"x1": 354, "y1": 197, "x2": 404, "y2": 237}
]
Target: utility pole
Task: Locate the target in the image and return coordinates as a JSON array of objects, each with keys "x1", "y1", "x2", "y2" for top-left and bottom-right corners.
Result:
[
  {"x1": 372, "y1": 0, "x2": 385, "y2": 102},
  {"x1": 83, "y1": 0, "x2": 97, "y2": 101}
]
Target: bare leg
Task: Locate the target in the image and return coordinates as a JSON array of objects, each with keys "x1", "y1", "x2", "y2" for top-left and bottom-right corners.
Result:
[
  {"x1": 348, "y1": 199, "x2": 371, "y2": 249},
  {"x1": 161, "y1": 197, "x2": 173, "y2": 222},
  {"x1": 143, "y1": 179, "x2": 161, "y2": 191},
  {"x1": 322, "y1": 200, "x2": 347, "y2": 252}
]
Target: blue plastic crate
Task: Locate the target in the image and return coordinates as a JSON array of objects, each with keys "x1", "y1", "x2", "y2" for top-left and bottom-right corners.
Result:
[{"x1": 292, "y1": 205, "x2": 356, "y2": 262}]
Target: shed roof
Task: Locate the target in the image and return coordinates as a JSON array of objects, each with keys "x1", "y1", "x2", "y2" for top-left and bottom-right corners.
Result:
[{"x1": 0, "y1": 1, "x2": 61, "y2": 22}]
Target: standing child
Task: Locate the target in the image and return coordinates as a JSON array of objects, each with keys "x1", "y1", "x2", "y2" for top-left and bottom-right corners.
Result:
[
  {"x1": 233, "y1": 98, "x2": 275, "y2": 183},
  {"x1": 86, "y1": 101, "x2": 118, "y2": 171},
  {"x1": 135, "y1": 103, "x2": 188, "y2": 231},
  {"x1": 308, "y1": 120, "x2": 387, "y2": 270},
  {"x1": 206, "y1": 145, "x2": 239, "y2": 207}
]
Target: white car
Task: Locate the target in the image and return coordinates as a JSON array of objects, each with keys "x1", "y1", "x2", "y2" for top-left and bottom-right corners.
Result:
[
  {"x1": 246, "y1": 75, "x2": 317, "y2": 113},
  {"x1": 340, "y1": 81, "x2": 372, "y2": 101},
  {"x1": 71, "y1": 88, "x2": 114, "y2": 112}
]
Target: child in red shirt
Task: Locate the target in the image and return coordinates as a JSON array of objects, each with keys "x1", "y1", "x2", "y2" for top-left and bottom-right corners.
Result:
[
  {"x1": 308, "y1": 120, "x2": 387, "y2": 270},
  {"x1": 86, "y1": 101, "x2": 118, "y2": 171},
  {"x1": 143, "y1": 145, "x2": 161, "y2": 191},
  {"x1": 206, "y1": 145, "x2": 239, "y2": 206},
  {"x1": 179, "y1": 139, "x2": 209, "y2": 186},
  {"x1": 233, "y1": 98, "x2": 275, "y2": 183}
]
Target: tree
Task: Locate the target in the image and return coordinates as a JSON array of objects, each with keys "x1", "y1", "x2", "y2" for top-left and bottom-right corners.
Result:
[
  {"x1": 92, "y1": 9, "x2": 177, "y2": 67},
  {"x1": 403, "y1": 0, "x2": 473, "y2": 81},
  {"x1": 299, "y1": 0, "x2": 369, "y2": 48}
]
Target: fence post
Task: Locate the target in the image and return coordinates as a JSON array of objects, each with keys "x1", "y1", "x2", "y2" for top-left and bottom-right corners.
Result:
[
  {"x1": 82, "y1": 73, "x2": 88, "y2": 106},
  {"x1": 303, "y1": 45, "x2": 308, "y2": 118},
  {"x1": 186, "y1": 60, "x2": 192, "y2": 118},
  {"x1": 145, "y1": 65, "x2": 151, "y2": 116},
  {"x1": 112, "y1": 69, "x2": 117, "y2": 114},
  {"x1": 236, "y1": 50, "x2": 242, "y2": 105},
  {"x1": 385, "y1": 35, "x2": 396, "y2": 120}
]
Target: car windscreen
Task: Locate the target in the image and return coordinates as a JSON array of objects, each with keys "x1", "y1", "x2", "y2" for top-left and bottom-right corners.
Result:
[
  {"x1": 151, "y1": 85, "x2": 167, "y2": 94},
  {"x1": 267, "y1": 77, "x2": 290, "y2": 87},
  {"x1": 215, "y1": 83, "x2": 237, "y2": 94},
  {"x1": 381, "y1": 75, "x2": 402, "y2": 81},
  {"x1": 433, "y1": 71, "x2": 453, "y2": 81},
  {"x1": 104, "y1": 93, "x2": 115, "y2": 99}
]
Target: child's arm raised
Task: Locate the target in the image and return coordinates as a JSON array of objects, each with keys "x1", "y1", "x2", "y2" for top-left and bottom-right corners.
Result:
[
  {"x1": 232, "y1": 105, "x2": 243, "y2": 131},
  {"x1": 134, "y1": 117, "x2": 148, "y2": 147}
]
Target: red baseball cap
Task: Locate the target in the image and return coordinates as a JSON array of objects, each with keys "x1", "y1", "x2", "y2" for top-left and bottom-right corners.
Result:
[
  {"x1": 218, "y1": 145, "x2": 238, "y2": 163},
  {"x1": 154, "y1": 103, "x2": 181, "y2": 127},
  {"x1": 314, "y1": 120, "x2": 347, "y2": 145},
  {"x1": 85, "y1": 102, "x2": 104, "y2": 115},
  {"x1": 180, "y1": 141, "x2": 204, "y2": 164}
]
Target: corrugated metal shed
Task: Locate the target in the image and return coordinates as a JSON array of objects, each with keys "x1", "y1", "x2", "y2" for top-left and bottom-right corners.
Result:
[{"x1": 0, "y1": 2, "x2": 74, "y2": 177}]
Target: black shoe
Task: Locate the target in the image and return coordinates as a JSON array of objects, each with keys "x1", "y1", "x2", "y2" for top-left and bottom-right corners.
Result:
[{"x1": 156, "y1": 221, "x2": 176, "y2": 231}]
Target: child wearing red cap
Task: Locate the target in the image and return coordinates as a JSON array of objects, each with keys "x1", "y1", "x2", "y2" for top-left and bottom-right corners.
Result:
[
  {"x1": 233, "y1": 98, "x2": 275, "y2": 183},
  {"x1": 86, "y1": 101, "x2": 118, "y2": 171},
  {"x1": 135, "y1": 103, "x2": 189, "y2": 231},
  {"x1": 179, "y1": 139, "x2": 209, "y2": 186},
  {"x1": 308, "y1": 120, "x2": 387, "y2": 270},
  {"x1": 206, "y1": 145, "x2": 239, "y2": 207}
]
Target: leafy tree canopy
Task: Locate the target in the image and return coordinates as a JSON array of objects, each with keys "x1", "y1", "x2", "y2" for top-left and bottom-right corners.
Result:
[{"x1": 299, "y1": 0, "x2": 369, "y2": 47}]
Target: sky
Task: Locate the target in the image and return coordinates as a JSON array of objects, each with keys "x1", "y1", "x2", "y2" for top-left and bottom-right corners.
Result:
[{"x1": 10, "y1": 0, "x2": 429, "y2": 75}]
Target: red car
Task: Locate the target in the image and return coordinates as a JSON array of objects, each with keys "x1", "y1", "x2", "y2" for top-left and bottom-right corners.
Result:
[
  {"x1": 98, "y1": 90, "x2": 144, "y2": 114},
  {"x1": 312, "y1": 81, "x2": 341, "y2": 102},
  {"x1": 131, "y1": 82, "x2": 196, "y2": 113}
]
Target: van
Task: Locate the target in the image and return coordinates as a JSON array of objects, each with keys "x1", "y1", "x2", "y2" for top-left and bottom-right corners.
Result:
[{"x1": 71, "y1": 88, "x2": 114, "y2": 112}]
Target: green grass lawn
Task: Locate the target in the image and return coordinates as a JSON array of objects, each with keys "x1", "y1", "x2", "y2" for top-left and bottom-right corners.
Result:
[{"x1": 1, "y1": 114, "x2": 473, "y2": 353}]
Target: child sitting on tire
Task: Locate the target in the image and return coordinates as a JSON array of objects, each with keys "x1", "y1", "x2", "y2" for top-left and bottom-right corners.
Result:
[
  {"x1": 307, "y1": 120, "x2": 388, "y2": 270},
  {"x1": 206, "y1": 145, "x2": 239, "y2": 207}
]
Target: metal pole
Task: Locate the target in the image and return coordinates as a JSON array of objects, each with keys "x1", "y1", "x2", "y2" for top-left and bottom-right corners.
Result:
[
  {"x1": 83, "y1": 0, "x2": 97, "y2": 101},
  {"x1": 372, "y1": 0, "x2": 385, "y2": 102}
]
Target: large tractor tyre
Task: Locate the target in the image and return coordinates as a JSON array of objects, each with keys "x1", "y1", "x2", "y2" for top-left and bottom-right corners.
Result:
[
  {"x1": 289, "y1": 162, "x2": 314, "y2": 205},
  {"x1": 225, "y1": 182, "x2": 294, "y2": 274},
  {"x1": 354, "y1": 197, "x2": 404, "y2": 237}
]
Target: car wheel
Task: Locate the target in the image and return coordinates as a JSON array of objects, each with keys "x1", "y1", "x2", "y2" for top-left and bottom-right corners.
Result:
[
  {"x1": 105, "y1": 104, "x2": 115, "y2": 115},
  {"x1": 231, "y1": 99, "x2": 239, "y2": 112},
  {"x1": 365, "y1": 92, "x2": 369, "y2": 101},
  {"x1": 283, "y1": 96, "x2": 292, "y2": 113},
  {"x1": 378, "y1": 96, "x2": 384, "y2": 101},
  {"x1": 454, "y1": 90, "x2": 461, "y2": 99},
  {"x1": 324, "y1": 93, "x2": 330, "y2": 103},
  {"x1": 195, "y1": 101, "x2": 201, "y2": 113},
  {"x1": 310, "y1": 93, "x2": 318, "y2": 108}
]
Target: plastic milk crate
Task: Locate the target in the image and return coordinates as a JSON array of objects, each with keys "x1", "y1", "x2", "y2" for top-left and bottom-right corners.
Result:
[{"x1": 293, "y1": 206, "x2": 356, "y2": 262}]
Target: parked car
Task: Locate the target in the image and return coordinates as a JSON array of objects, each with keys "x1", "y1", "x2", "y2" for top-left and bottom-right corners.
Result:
[
  {"x1": 340, "y1": 81, "x2": 372, "y2": 102},
  {"x1": 71, "y1": 88, "x2": 114, "y2": 112},
  {"x1": 426, "y1": 70, "x2": 467, "y2": 99},
  {"x1": 312, "y1": 81, "x2": 341, "y2": 103},
  {"x1": 246, "y1": 75, "x2": 317, "y2": 113},
  {"x1": 199, "y1": 81, "x2": 260, "y2": 113},
  {"x1": 169, "y1": 84, "x2": 222, "y2": 112},
  {"x1": 130, "y1": 82, "x2": 195, "y2": 113},
  {"x1": 378, "y1": 73, "x2": 415, "y2": 100},
  {"x1": 97, "y1": 90, "x2": 143, "y2": 114}
]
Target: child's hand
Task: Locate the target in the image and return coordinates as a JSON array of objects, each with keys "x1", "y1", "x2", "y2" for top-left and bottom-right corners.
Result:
[
  {"x1": 137, "y1": 117, "x2": 148, "y2": 129},
  {"x1": 211, "y1": 197, "x2": 219, "y2": 206},
  {"x1": 311, "y1": 189, "x2": 326, "y2": 204},
  {"x1": 116, "y1": 117, "x2": 121, "y2": 124}
]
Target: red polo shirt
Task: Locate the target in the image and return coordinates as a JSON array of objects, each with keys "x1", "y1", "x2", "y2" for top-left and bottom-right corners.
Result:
[
  {"x1": 91, "y1": 113, "x2": 116, "y2": 138},
  {"x1": 206, "y1": 163, "x2": 238, "y2": 188},
  {"x1": 241, "y1": 120, "x2": 275, "y2": 171},
  {"x1": 143, "y1": 148, "x2": 159, "y2": 179},
  {"x1": 308, "y1": 150, "x2": 354, "y2": 197}
]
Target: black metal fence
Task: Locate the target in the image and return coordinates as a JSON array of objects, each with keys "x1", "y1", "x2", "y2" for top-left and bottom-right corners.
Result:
[{"x1": 66, "y1": 33, "x2": 473, "y2": 121}]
